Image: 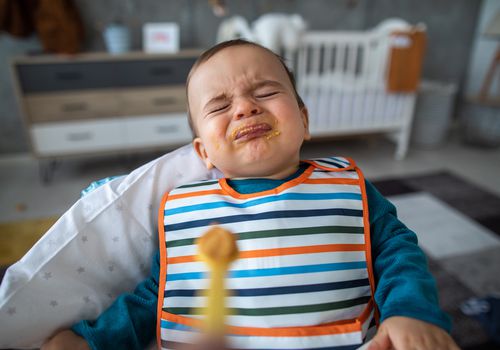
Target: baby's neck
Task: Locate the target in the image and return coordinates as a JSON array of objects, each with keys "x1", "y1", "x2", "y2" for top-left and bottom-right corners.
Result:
[
  {"x1": 226, "y1": 162, "x2": 305, "y2": 181},
  {"x1": 226, "y1": 162, "x2": 309, "y2": 181},
  {"x1": 226, "y1": 163, "x2": 309, "y2": 195}
]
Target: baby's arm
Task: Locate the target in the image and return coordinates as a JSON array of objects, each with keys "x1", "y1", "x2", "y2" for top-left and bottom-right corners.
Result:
[
  {"x1": 41, "y1": 251, "x2": 161, "y2": 350},
  {"x1": 366, "y1": 181, "x2": 458, "y2": 348}
]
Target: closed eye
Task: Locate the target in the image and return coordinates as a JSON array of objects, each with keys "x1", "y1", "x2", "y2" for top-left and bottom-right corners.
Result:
[
  {"x1": 256, "y1": 91, "x2": 279, "y2": 98},
  {"x1": 209, "y1": 104, "x2": 230, "y2": 114}
]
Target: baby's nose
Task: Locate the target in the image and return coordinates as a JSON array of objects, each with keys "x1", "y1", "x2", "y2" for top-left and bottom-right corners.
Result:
[{"x1": 234, "y1": 98, "x2": 261, "y2": 119}]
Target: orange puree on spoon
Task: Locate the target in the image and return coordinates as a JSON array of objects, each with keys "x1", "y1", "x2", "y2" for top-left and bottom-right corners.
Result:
[{"x1": 197, "y1": 226, "x2": 239, "y2": 335}]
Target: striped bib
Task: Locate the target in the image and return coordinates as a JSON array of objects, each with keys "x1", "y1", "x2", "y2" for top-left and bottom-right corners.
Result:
[{"x1": 157, "y1": 157, "x2": 376, "y2": 350}]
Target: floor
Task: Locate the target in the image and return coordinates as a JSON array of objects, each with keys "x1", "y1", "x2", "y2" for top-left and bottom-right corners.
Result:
[{"x1": 1, "y1": 131, "x2": 499, "y2": 223}]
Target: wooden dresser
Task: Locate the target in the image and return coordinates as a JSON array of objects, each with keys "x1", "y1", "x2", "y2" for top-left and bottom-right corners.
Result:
[{"x1": 11, "y1": 51, "x2": 199, "y2": 179}]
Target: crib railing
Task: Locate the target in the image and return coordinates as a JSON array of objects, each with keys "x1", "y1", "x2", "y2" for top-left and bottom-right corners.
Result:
[{"x1": 284, "y1": 30, "x2": 418, "y2": 160}]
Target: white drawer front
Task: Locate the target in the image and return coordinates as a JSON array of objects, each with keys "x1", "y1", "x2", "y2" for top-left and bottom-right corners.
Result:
[
  {"x1": 124, "y1": 114, "x2": 192, "y2": 147},
  {"x1": 31, "y1": 119, "x2": 126, "y2": 156}
]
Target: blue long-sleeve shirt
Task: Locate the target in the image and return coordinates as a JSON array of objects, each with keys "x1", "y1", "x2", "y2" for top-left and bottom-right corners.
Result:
[{"x1": 73, "y1": 171, "x2": 451, "y2": 350}]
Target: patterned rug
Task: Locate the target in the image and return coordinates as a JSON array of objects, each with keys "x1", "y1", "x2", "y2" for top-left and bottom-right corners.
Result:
[{"x1": 372, "y1": 171, "x2": 500, "y2": 349}]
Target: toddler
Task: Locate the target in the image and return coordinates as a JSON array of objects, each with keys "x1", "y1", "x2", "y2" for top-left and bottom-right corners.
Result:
[{"x1": 43, "y1": 40, "x2": 459, "y2": 350}]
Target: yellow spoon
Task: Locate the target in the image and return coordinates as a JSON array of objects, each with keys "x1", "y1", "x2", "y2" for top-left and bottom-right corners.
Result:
[{"x1": 197, "y1": 226, "x2": 239, "y2": 335}]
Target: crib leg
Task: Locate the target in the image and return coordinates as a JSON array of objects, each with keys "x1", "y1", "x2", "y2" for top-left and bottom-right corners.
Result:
[
  {"x1": 394, "y1": 95, "x2": 417, "y2": 160},
  {"x1": 395, "y1": 127, "x2": 411, "y2": 160}
]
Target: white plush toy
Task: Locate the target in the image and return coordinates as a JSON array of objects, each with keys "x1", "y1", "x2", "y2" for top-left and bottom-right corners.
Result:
[
  {"x1": 252, "y1": 13, "x2": 307, "y2": 53},
  {"x1": 216, "y1": 15, "x2": 255, "y2": 43},
  {"x1": 216, "y1": 13, "x2": 307, "y2": 53}
]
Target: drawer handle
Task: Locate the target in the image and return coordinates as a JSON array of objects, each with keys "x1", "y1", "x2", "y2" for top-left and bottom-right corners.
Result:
[
  {"x1": 156, "y1": 125, "x2": 179, "y2": 134},
  {"x1": 66, "y1": 131, "x2": 92, "y2": 141},
  {"x1": 62, "y1": 102, "x2": 88, "y2": 112},
  {"x1": 56, "y1": 72, "x2": 83, "y2": 81},
  {"x1": 152, "y1": 97, "x2": 177, "y2": 106},
  {"x1": 150, "y1": 66, "x2": 173, "y2": 76}
]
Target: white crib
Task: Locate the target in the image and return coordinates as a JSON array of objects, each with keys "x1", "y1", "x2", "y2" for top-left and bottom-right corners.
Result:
[{"x1": 284, "y1": 26, "x2": 424, "y2": 160}]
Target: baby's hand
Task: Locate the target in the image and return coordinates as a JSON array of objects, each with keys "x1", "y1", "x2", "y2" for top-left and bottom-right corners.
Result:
[
  {"x1": 41, "y1": 330, "x2": 90, "y2": 350},
  {"x1": 368, "y1": 316, "x2": 460, "y2": 350}
]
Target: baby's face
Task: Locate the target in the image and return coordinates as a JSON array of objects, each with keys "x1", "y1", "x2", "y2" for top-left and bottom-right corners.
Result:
[{"x1": 188, "y1": 45, "x2": 310, "y2": 179}]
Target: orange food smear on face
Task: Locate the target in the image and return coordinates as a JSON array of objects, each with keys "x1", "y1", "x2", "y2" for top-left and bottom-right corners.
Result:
[
  {"x1": 266, "y1": 130, "x2": 281, "y2": 139},
  {"x1": 230, "y1": 124, "x2": 279, "y2": 141}
]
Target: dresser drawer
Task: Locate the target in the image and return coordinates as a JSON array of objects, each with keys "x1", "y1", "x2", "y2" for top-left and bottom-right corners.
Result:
[
  {"x1": 16, "y1": 56, "x2": 197, "y2": 93},
  {"x1": 25, "y1": 91, "x2": 120, "y2": 122},
  {"x1": 31, "y1": 119, "x2": 126, "y2": 156},
  {"x1": 114, "y1": 57, "x2": 195, "y2": 87},
  {"x1": 124, "y1": 114, "x2": 192, "y2": 148},
  {"x1": 16, "y1": 61, "x2": 117, "y2": 93},
  {"x1": 119, "y1": 86, "x2": 186, "y2": 115}
]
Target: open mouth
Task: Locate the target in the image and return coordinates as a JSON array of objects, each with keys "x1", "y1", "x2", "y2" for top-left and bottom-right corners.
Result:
[{"x1": 232, "y1": 123, "x2": 274, "y2": 142}]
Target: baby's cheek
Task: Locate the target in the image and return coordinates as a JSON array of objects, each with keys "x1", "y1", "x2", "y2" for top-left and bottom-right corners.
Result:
[
  {"x1": 209, "y1": 133, "x2": 225, "y2": 152},
  {"x1": 213, "y1": 140, "x2": 221, "y2": 151}
]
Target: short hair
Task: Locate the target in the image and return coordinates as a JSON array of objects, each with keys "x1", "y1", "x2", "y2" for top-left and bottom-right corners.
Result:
[{"x1": 185, "y1": 39, "x2": 305, "y2": 136}]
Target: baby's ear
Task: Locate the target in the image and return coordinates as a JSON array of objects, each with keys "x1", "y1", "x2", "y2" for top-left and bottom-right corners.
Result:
[
  {"x1": 301, "y1": 106, "x2": 311, "y2": 141},
  {"x1": 193, "y1": 137, "x2": 215, "y2": 170}
]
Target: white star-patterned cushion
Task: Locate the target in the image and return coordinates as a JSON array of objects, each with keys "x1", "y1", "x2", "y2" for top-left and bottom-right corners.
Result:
[{"x1": 0, "y1": 144, "x2": 219, "y2": 348}]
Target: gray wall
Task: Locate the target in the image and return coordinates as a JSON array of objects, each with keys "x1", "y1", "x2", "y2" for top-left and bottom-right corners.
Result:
[
  {"x1": 0, "y1": 0, "x2": 481, "y2": 154},
  {"x1": 465, "y1": 0, "x2": 499, "y2": 97},
  {"x1": 73, "y1": 0, "x2": 370, "y2": 52},
  {"x1": 0, "y1": 35, "x2": 41, "y2": 154}
]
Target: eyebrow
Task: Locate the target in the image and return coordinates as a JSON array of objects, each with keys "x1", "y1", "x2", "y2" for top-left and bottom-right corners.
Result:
[
  {"x1": 203, "y1": 93, "x2": 231, "y2": 113},
  {"x1": 253, "y1": 79, "x2": 286, "y2": 90}
]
